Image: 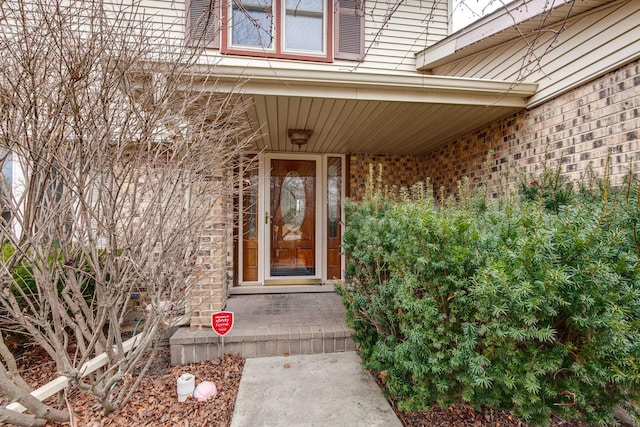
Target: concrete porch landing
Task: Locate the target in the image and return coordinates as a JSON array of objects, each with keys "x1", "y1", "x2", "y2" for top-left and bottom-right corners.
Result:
[{"x1": 170, "y1": 292, "x2": 356, "y2": 365}]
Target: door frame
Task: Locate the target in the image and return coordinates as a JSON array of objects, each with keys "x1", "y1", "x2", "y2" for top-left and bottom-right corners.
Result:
[{"x1": 237, "y1": 152, "x2": 345, "y2": 286}]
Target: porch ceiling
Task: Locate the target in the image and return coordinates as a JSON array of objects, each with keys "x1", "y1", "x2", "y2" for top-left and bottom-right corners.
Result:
[
  {"x1": 188, "y1": 65, "x2": 537, "y2": 155},
  {"x1": 242, "y1": 94, "x2": 524, "y2": 155}
]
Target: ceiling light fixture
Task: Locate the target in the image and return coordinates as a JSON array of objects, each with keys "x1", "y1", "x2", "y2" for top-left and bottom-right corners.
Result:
[{"x1": 288, "y1": 129, "x2": 313, "y2": 148}]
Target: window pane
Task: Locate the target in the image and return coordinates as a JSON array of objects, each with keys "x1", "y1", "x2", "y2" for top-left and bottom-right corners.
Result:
[
  {"x1": 285, "y1": 15, "x2": 322, "y2": 51},
  {"x1": 284, "y1": 0, "x2": 323, "y2": 52},
  {"x1": 1, "y1": 151, "x2": 11, "y2": 222},
  {"x1": 232, "y1": 0, "x2": 273, "y2": 48},
  {"x1": 242, "y1": 156, "x2": 259, "y2": 282},
  {"x1": 1, "y1": 150, "x2": 12, "y2": 189},
  {"x1": 327, "y1": 163, "x2": 340, "y2": 238},
  {"x1": 286, "y1": 0, "x2": 322, "y2": 12}
]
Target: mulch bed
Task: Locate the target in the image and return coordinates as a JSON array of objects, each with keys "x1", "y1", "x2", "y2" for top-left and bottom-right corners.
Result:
[
  {"x1": 372, "y1": 369, "x2": 596, "y2": 427},
  {"x1": 61, "y1": 353, "x2": 245, "y2": 426},
  {"x1": 395, "y1": 404, "x2": 592, "y2": 427},
  {"x1": 10, "y1": 344, "x2": 244, "y2": 427}
]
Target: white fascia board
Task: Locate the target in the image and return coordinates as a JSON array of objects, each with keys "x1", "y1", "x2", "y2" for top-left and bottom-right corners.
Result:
[
  {"x1": 185, "y1": 64, "x2": 538, "y2": 107},
  {"x1": 415, "y1": 39, "x2": 457, "y2": 70},
  {"x1": 456, "y1": 0, "x2": 561, "y2": 48},
  {"x1": 416, "y1": 0, "x2": 577, "y2": 71},
  {"x1": 214, "y1": 80, "x2": 532, "y2": 107}
]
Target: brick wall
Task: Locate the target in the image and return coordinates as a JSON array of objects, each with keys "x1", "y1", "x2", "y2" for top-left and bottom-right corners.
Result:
[
  {"x1": 425, "y1": 59, "x2": 640, "y2": 198},
  {"x1": 189, "y1": 176, "x2": 235, "y2": 330},
  {"x1": 349, "y1": 153, "x2": 428, "y2": 200}
]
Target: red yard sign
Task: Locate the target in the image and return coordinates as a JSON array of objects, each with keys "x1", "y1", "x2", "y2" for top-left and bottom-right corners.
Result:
[{"x1": 211, "y1": 311, "x2": 234, "y2": 337}]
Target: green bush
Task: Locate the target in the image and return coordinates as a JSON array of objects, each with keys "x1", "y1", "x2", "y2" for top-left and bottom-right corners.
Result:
[
  {"x1": 2, "y1": 243, "x2": 38, "y2": 307},
  {"x1": 1, "y1": 242, "x2": 97, "y2": 315},
  {"x1": 339, "y1": 177, "x2": 640, "y2": 425}
]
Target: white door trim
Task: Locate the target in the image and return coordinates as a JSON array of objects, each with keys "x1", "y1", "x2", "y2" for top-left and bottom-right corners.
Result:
[{"x1": 237, "y1": 153, "x2": 345, "y2": 286}]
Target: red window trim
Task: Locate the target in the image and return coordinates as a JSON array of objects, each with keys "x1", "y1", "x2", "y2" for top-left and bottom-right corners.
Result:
[{"x1": 221, "y1": 0, "x2": 334, "y2": 63}]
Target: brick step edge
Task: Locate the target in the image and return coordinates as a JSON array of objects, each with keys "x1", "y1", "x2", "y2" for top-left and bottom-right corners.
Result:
[{"x1": 170, "y1": 326, "x2": 356, "y2": 364}]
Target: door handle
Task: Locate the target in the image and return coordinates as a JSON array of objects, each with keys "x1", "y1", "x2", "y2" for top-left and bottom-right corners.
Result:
[{"x1": 265, "y1": 211, "x2": 270, "y2": 224}]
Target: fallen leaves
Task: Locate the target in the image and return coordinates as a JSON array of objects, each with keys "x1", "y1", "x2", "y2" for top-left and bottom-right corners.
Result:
[
  {"x1": 395, "y1": 404, "x2": 595, "y2": 427},
  {"x1": 33, "y1": 351, "x2": 246, "y2": 427}
]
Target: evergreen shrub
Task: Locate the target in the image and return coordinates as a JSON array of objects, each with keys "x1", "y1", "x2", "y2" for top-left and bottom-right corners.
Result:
[
  {"x1": 1, "y1": 242, "x2": 97, "y2": 315},
  {"x1": 338, "y1": 174, "x2": 640, "y2": 425}
]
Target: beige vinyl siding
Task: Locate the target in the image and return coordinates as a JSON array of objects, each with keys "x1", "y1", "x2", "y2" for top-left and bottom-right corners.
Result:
[
  {"x1": 359, "y1": 0, "x2": 449, "y2": 70},
  {"x1": 100, "y1": 0, "x2": 186, "y2": 48},
  {"x1": 430, "y1": 0, "x2": 640, "y2": 106},
  {"x1": 130, "y1": 0, "x2": 449, "y2": 73}
]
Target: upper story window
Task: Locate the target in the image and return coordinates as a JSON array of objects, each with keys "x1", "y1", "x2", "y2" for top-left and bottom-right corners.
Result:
[
  {"x1": 227, "y1": 0, "x2": 329, "y2": 60},
  {"x1": 186, "y1": 0, "x2": 364, "y2": 61}
]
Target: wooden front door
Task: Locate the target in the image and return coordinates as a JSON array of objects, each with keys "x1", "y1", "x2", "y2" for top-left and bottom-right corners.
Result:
[{"x1": 269, "y1": 159, "x2": 316, "y2": 277}]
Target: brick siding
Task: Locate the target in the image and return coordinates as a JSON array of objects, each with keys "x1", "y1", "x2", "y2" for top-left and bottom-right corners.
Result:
[
  {"x1": 349, "y1": 153, "x2": 428, "y2": 201},
  {"x1": 425, "y1": 59, "x2": 640, "y2": 198}
]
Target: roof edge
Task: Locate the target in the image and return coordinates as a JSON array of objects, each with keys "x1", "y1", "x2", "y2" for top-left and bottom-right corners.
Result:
[{"x1": 417, "y1": 0, "x2": 610, "y2": 71}]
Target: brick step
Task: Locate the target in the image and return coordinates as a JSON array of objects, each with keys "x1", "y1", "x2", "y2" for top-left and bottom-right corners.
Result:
[{"x1": 170, "y1": 325, "x2": 356, "y2": 364}]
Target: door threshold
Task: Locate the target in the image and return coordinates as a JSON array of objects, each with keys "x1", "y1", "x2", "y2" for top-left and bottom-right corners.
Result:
[
  {"x1": 230, "y1": 284, "x2": 336, "y2": 295},
  {"x1": 264, "y1": 278, "x2": 322, "y2": 286}
]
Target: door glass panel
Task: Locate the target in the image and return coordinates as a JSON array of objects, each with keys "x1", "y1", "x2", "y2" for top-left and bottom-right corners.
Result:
[
  {"x1": 326, "y1": 157, "x2": 342, "y2": 279},
  {"x1": 242, "y1": 157, "x2": 259, "y2": 281},
  {"x1": 280, "y1": 171, "x2": 306, "y2": 239},
  {"x1": 270, "y1": 159, "x2": 315, "y2": 276}
]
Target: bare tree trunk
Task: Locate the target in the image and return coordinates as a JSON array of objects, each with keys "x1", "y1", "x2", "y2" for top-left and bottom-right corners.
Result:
[
  {"x1": 0, "y1": 407, "x2": 46, "y2": 427},
  {"x1": 0, "y1": 376, "x2": 69, "y2": 424}
]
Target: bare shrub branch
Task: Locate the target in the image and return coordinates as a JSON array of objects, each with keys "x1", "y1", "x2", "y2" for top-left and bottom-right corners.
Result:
[{"x1": 0, "y1": 0, "x2": 255, "y2": 424}]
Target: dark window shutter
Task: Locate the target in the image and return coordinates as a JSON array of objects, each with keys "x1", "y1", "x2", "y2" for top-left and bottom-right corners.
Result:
[
  {"x1": 186, "y1": 0, "x2": 220, "y2": 48},
  {"x1": 335, "y1": 0, "x2": 364, "y2": 61}
]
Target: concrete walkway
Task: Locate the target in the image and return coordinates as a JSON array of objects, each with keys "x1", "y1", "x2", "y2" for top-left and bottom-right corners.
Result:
[{"x1": 230, "y1": 352, "x2": 403, "y2": 427}]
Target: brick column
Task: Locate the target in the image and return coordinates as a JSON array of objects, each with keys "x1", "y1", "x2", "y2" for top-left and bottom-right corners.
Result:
[{"x1": 189, "y1": 174, "x2": 235, "y2": 330}]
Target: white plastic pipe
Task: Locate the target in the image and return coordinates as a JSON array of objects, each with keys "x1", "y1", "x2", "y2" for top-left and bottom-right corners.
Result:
[{"x1": 176, "y1": 373, "x2": 195, "y2": 402}]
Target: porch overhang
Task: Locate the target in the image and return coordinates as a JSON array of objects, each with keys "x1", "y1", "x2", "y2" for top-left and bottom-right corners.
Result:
[
  {"x1": 189, "y1": 64, "x2": 538, "y2": 107},
  {"x1": 184, "y1": 64, "x2": 538, "y2": 155}
]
